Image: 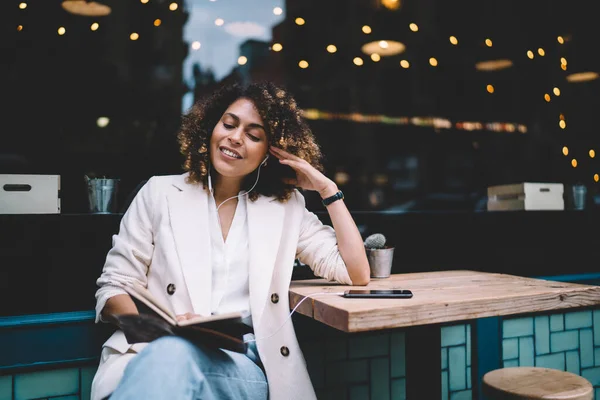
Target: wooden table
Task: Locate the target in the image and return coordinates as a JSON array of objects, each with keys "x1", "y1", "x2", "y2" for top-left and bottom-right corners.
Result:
[{"x1": 289, "y1": 270, "x2": 600, "y2": 399}]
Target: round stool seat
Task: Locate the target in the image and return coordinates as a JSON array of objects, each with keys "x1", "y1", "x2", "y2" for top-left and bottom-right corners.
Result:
[{"x1": 482, "y1": 367, "x2": 593, "y2": 400}]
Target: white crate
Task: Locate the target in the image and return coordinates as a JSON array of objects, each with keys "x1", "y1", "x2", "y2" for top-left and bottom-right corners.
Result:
[{"x1": 0, "y1": 174, "x2": 61, "y2": 214}]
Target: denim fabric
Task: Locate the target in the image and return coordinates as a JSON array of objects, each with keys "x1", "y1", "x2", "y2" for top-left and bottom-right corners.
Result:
[{"x1": 109, "y1": 334, "x2": 268, "y2": 400}]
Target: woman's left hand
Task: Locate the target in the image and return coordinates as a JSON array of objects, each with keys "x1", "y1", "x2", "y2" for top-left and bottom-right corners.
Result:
[{"x1": 269, "y1": 146, "x2": 338, "y2": 198}]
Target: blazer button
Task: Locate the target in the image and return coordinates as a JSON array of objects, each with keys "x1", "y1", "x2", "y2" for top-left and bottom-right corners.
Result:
[
  {"x1": 280, "y1": 346, "x2": 290, "y2": 357},
  {"x1": 166, "y1": 283, "x2": 176, "y2": 295},
  {"x1": 271, "y1": 293, "x2": 279, "y2": 304}
]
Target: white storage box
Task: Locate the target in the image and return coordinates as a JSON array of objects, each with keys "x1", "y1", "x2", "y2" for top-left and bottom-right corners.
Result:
[
  {"x1": 487, "y1": 182, "x2": 564, "y2": 211},
  {"x1": 0, "y1": 174, "x2": 61, "y2": 214}
]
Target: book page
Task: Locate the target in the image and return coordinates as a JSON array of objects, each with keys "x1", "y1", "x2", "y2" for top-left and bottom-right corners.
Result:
[
  {"x1": 177, "y1": 310, "x2": 251, "y2": 327},
  {"x1": 119, "y1": 282, "x2": 177, "y2": 325}
]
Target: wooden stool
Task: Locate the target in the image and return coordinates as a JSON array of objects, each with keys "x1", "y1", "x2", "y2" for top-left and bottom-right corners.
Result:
[{"x1": 482, "y1": 367, "x2": 593, "y2": 400}]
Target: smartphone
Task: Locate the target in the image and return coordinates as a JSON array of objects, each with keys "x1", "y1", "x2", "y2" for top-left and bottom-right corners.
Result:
[{"x1": 343, "y1": 289, "x2": 413, "y2": 299}]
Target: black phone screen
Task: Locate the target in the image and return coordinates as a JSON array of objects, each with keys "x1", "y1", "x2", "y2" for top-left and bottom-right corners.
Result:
[{"x1": 343, "y1": 289, "x2": 413, "y2": 298}]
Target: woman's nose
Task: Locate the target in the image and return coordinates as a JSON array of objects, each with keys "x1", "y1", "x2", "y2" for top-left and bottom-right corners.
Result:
[{"x1": 228, "y1": 128, "x2": 243, "y2": 144}]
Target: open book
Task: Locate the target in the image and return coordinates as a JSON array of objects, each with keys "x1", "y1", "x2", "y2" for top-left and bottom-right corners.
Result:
[{"x1": 113, "y1": 281, "x2": 252, "y2": 353}]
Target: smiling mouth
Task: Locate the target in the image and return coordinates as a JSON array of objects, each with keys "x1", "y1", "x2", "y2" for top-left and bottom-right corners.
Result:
[{"x1": 219, "y1": 147, "x2": 242, "y2": 159}]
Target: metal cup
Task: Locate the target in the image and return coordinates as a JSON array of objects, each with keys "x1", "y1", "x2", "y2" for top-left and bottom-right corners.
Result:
[
  {"x1": 572, "y1": 184, "x2": 587, "y2": 210},
  {"x1": 366, "y1": 247, "x2": 395, "y2": 278},
  {"x1": 86, "y1": 177, "x2": 120, "y2": 214}
]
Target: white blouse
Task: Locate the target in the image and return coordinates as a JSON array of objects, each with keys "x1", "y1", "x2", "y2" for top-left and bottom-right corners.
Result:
[{"x1": 207, "y1": 192, "x2": 252, "y2": 323}]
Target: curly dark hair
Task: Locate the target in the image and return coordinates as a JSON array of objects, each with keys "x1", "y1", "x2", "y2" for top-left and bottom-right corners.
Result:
[{"x1": 177, "y1": 81, "x2": 324, "y2": 202}]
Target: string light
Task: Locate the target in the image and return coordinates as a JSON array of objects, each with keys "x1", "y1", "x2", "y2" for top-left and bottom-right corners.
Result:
[
  {"x1": 298, "y1": 60, "x2": 308, "y2": 69},
  {"x1": 140, "y1": 0, "x2": 149, "y2": 3},
  {"x1": 449, "y1": 36, "x2": 458, "y2": 45},
  {"x1": 153, "y1": 19, "x2": 161, "y2": 26},
  {"x1": 559, "y1": 120, "x2": 566, "y2": 129},
  {"x1": 191, "y1": 41, "x2": 201, "y2": 50},
  {"x1": 527, "y1": 50, "x2": 534, "y2": 59},
  {"x1": 562, "y1": 146, "x2": 569, "y2": 156},
  {"x1": 595, "y1": 174, "x2": 599, "y2": 182},
  {"x1": 537, "y1": 48, "x2": 545, "y2": 56},
  {"x1": 553, "y1": 87, "x2": 560, "y2": 96},
  {"x1": 91, "y1": 22, "x2": 99, "y2": 31},
  {"x1": 429, "y1": 57, "x2": 438, "y2": 67},
  {"x1": 215, "y1": 18, "x2": 224, "y2": 26},
  {"x1": 130, "y1": 32, "x2": 139, "y2": 40},
  {"x1": 571, "y1": 159, "x2": 577, "y2": 168},
  {"x1": 362, "y1": 25, "x2": 371, "y2": 34},
  {"x1": 557, "y1": 36, "x2": 564, "y2": 44},
  {"x1": 271, "y1": 43, "x2": 282, "y2": 52},
  {"x1": 353, "y1": 57, "x2": 364, "y2": 66},
  {"x1": 17, "y1": 25, "x2": 23, "y2": 31},
  {"x1": 295, "y1": 17, "x2": 305, "y2": 25},
  {"x1": 544, "y1": 94, "x2": 551, "y2": 102},
  {"x1": 273, "y1": 7, "x2": 282, "y2": 15},
  {"x1": 590, "y1": 150, "x2": 595, "y2": 158},
  {"x1": 371, "y1": 53, "x2": 380, "y2": 62},
  {"x1": 326, "y1": 45, "x2": 337, "y2": 53},
  {"x1": 409, "y1": 23, "x2": 418, "y2": 32},
  {"x1": 485, "y1": 38, "x2": 493, "y2": 47},
  {"x1": 58, "y1": 27, "x2": 66, "y2": 35},
  {"x1": 400, "y1": 60, "x2": 410, "y2": 69},
  {"x1": 486, "y1": 84, "x2": 494, "y2": 94},
  {"x1": 168, "y1": 2, "x2": 178, "y2": 11},
  {"x1": 237, "y1": 56, "x2": 247, "y2": 65},
  {"x1": 19, "y1": 2, "x2": 27, "y2": 9}
]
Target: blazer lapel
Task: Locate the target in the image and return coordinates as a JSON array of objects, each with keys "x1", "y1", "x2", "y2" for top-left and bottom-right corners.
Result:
[
  {"x1": 167, "y1": 175, "x2": 212, "y2": 316},
  {"x1": 247, "y1": 195, "x2": 284, "y2": 326}
]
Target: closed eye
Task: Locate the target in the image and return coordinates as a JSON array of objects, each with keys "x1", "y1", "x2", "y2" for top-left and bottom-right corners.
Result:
[
  {"x1": 223, "y1": 123, "x2": 235, "y2": 129},
  {"x1": 246, "y1": 133, "x2": 260, "y2": 142}
]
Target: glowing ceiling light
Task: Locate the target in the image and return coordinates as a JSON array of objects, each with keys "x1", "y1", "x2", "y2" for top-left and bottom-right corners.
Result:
[
  {"x1": 559, "y1": 120, "x2": 566, "y2": 129},
  {"x1": 557, "y1": 36, "x2": 564, "y2": 44},
  {"x1": 429, "y1": 57, "x2": 438, "y2": 66},
  {"x1": 97, "y1": 117, "x2": 109, "y2": 128},
  {"x1": 485, "y1": 38, "x2": 493, "y2": 47},
  {"x1": 572, "y1": 159, "x2": 577, "y2": 168},
  {"x1": 544, "y1": 94, "x2": 551, "y2": 102},
  {"x1": 527, "y1": 50, "x2": 534, "y2": 59},
  {"x1": 362, "y1": 25, "x2": 371, "y2": 34},
  {"x1": 298, "y1": 60, "x2": 308, "y2": 69},
  {"x1": 130, "y1": 32, "x2": 139, "y2": 40},
  {"x1": 353, "y1": 57, "x2": 364, "y2": 66},
  {"x1": 566, "y1": 72, "x2": 599, "y2": 82},
  {"x1": 272, "y1": 43, "x2": 282, "y2": 52},
  {"x1": 191, "y1": 41, "x2": 201, "y2": 50},
  {"x1": 91, "y1": 22, "x2": 99, "y2": 31},
  {"x1": 486, "y1": 84, "x2": 494, "y2": 93},
  {"x1": 19, "y1": 3, "x2": 27, "y2": 9},
  {"x1": 215, "y1": 18, "x2": 224, "y2": 26},
  {"x1": 326, "y1": 44, "x2": 337, "y2": 53},
  {"x1": 562, "y1": 146, "x2": 569, "y2": 156},
  {"x1": 400, "y1": 60, "x2": 410, "y2": 68},
  {"x1": 409, "y1": 23, "x2": 418, "y2": 32},
  {"x1": 553, "y1": 87, "x2": 561, "y2": 96},
  {"x1": 153, "y1": 19, "x2": 161, "y2": 26},
  {"x1": 537, "y1": 48, "x2": 545, "y2": 56},
  {"x1": 449, "y1": 36, "x2": 458, "y2": 45},
  {"x1": 273, "y1": 7, "x2": 282, "y2": 15},
  {"x1": 561, "y1": 57, "x2": 568, "y2": 66},
  {"x1": 295, "y1": 17, "x2": 305, "y2": 25},
  {"x1": 17, "y1": 25, "x2": 23, "y2": 31},
  {"x1": 371, "y1": 53, "x2": 381, "y2": 62},
  {"x1": 237, "y1": 56, "x2": 247, "y2": 65},
  {"x1": 595, "y1": 174, "x2": 599, "y2": 182},
  {"x1": 381, "y1": 0, "x2": 401, "y2": 11},
  {"x1": 141, "y1": 0, "x2": 149, "y2": 3},
  {"x1": 475, "y1": 59, "x2": 513, "y2": 71},
  {"x1": 168, "y1": 2, "x2": 178, "y2": 11},
  {"x1": 590, "y1": 149, "x2": 596, "y2": 158},
  {"x1": 58, "y1": 27, "x2": 66, "y2": 35},
  {"x1": 362, "y1": 40, "x2": 405, "y2": 56}
]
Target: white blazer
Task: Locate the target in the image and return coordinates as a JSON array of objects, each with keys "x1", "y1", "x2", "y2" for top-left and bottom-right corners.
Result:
[{"x1": 91, "y1": 173, "x2": 352, "y2": 400}]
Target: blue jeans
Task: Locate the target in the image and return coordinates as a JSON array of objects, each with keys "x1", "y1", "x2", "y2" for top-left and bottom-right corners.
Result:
[{"x1": 109, "y1": 335, "x2": 268, "y2": 400}]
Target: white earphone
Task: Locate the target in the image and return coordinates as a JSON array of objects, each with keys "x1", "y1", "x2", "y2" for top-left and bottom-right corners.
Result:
[{"x1": 208, "y1": 154, "x2": 269, "y2": 195}]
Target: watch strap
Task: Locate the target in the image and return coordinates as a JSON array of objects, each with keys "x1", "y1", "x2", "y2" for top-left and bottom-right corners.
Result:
[{"x1": 322, "y1": 190, "x2": 344, "y2": 206}]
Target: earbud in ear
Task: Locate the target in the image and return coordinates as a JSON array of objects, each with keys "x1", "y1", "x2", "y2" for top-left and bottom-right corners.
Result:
[{"x1": 261, "y1": 155, "x2": 269, "y2": 167}]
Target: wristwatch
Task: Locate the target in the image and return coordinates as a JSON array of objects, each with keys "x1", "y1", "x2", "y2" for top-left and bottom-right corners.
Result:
[{"x1": 322, "y1": 190, "x2": 344, "y2": 206}]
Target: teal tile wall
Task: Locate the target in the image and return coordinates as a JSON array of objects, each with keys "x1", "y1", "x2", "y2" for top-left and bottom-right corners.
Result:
[
  {"x1": 0, "y1": 364, "x2": 97, "y2": 400},
  {"x1": 299, "y1": 330, "x2": 407, "y2": 400},
  {"x1": 441, "y1": 324, "x2": 472, "y2": 400},
  {"x1": 502, "y1": 309, "x2": 600, "y2": 400}
]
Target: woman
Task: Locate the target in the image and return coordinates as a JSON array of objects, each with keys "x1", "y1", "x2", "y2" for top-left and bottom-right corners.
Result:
[{"x1": 91, "y1": 81, "x2": 370, "y2": 400}]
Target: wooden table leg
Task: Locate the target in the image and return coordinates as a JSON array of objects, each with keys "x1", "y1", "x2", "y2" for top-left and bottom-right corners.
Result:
[{"x1": 406, "y1": 324, "x2": 442, "y2": 399}]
